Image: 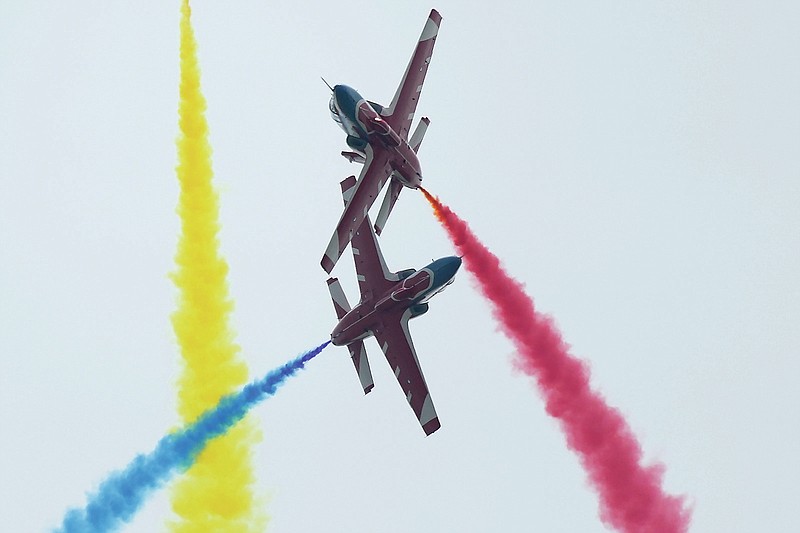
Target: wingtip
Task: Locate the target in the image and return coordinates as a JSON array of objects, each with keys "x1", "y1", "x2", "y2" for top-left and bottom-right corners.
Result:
[
  {"x1": 323, "y1": 232, "x2": 343, "y2": 274},
  {"x1": 423, "y1": 417, "x2": 441, "y2": 436},
  {"x1": 340, "y1": 175, "x2": 357, "y2": 191},
  {"x1": 321, "y1": 256, "x2": 335, "y2": 274},
  {"x1": 420, "y1": 10, "x2": 441, "y2": 41}
]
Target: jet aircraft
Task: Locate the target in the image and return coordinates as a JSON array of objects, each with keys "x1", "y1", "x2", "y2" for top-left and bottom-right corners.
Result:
[
  {"x1": 326, "y1": 175, "x2": 461, "y2": 435},
  {"x1": 321, "y1": 9, "x2": 442, "y2": 274}
]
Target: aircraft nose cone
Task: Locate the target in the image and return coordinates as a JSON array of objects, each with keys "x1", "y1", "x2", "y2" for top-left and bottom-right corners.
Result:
[
  {"x1": 437, "y1": 256, "x2": 461, "y2": 282},
  {"x1": 452, "y1": 256, "x2": 462, "y2": 275},
  {"x1": 333, "y1": 84, "x2": 359, "y2": 120}
]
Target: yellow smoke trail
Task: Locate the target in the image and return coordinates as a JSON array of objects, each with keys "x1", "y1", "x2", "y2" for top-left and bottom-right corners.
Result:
[{"x1": 169, "y1": 1, "x2": 266, "y2": 531}]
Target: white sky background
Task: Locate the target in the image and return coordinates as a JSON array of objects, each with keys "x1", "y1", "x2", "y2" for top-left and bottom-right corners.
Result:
[{"x1": 1, "y1": 1, "x2": 799, "y2": 531}]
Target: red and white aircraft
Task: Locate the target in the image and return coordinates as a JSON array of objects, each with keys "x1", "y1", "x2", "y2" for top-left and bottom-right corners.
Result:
[
  {"x1": 321, "y1": 9, "x2": 442, "y2": 274},
  {"x1": 327, "y1": 176, "x2": 461, "y2": 435}
]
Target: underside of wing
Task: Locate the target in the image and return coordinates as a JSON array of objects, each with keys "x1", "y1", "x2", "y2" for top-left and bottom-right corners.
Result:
[
  {"x1": 338, "y1": 176, "x2": 400, "y2": 298},
  {"x1": 351, "y1": 214, "x2": 399, "y2": 298},
  {"x1": 373, "y1": 309, "x2": 440, "y2": 435},
  {"x1": 321, "y1": 146, "x2": 392, "y2": 273},
  {"x1": 382, "y1": 9, "x2": 442, "y2": 141}
]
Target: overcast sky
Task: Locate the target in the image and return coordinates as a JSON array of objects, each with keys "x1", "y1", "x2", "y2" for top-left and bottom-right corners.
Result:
[{"x1": 2, "y1": 1, "x2": 799, "y2": 531}]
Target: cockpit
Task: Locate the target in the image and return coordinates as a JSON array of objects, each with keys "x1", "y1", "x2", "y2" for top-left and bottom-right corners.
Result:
[{"x1": 329, "y1": 96, "x2": 342, "y2": 125}]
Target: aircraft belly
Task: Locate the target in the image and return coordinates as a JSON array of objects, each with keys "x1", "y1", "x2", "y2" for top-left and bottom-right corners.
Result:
[{"x1": 334, "y1": 309, "x2": 382, "y2": 346}]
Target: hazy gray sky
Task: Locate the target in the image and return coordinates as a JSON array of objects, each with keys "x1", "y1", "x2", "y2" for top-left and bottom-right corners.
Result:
[{"x1": 2, "y1": 1, "x2": 799, "y2": 531}]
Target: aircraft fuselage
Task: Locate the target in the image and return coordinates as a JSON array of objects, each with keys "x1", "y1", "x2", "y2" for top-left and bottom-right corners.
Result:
[
  {"x1": 331, "y1": 256, "x2": 461, "y2": 346},
  {"x1": 329, "y1": 84, "x2": 423, "y2": 188}
]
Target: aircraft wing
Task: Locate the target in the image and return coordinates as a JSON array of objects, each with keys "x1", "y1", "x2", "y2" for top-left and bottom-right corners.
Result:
[
  {"x1": 381, "y1": 9, "x2": 442, "y2": 141},
  {"x1": 373, "y1": 308, "x2": 441, "y2": 435},
  {"x1": 321, "y1": 145, "x2": 392, "y2": 273},
  {"x1": 330, "y1": 175, "x2": 400, "y2": 299}
]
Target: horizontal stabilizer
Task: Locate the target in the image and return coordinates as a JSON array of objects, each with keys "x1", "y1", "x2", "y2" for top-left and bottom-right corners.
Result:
[
  {"x1": 347, "y1": 340, "x2": 374, "y2": 394},
  {"x1": 409, "y1": 117, "x2": 430, "y2": 153},
  {"x1": 374, "y1": 179, "x2": 403, "y2": 236},
  {"x1": 327, "y1": 277, "x2": 351, "y2": 320},
  {"x1": 341, "y1": 151, "x2": 366, "y2": 164},
  {"x1": 327, "y1": 277, "x2": 374, "y2": 394}
]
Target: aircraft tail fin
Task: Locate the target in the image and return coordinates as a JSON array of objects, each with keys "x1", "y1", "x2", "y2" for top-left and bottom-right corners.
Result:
[
  {"x1": 409, "y1": 117, "x2": 430, "y2": 153},
  {"x1": 373, "y1": 118, "x2": 429, "y2": 236},
  {"x1": 327, "y1": 277, "x2": 374, "y2": 394},
  {"x1": 374, "y1": 179, "x2": 403, "y2": 236},
  {"x1": 346, "y1": 339, "x2": 375, "y2": 394},
  {"x1": 327, "y1": 277, "x2": 351, "y2": 320}
]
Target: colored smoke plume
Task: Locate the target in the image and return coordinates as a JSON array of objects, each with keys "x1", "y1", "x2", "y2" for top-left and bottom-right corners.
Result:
[
  {"x1": 55, "y1": 342, "x2": 330, "y2": 533},
  {"x1": 420, "y1": 187, "x2": 692, "y2": 533},
  {"x1": 171, "y1": 1, "x2": 262, "y2": 530}
]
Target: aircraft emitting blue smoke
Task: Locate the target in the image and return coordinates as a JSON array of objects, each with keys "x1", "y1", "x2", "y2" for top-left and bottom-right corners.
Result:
[{"x1": 55, "y1": 341, "x2": 330, "y2": 533}]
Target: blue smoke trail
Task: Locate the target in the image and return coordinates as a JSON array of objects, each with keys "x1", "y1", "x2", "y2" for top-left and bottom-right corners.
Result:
[{"x1": 55, "y1": 341, "x2": 330, "y2": 533}]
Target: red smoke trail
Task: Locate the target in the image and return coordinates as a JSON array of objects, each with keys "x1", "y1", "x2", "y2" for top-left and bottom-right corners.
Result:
[{"x1": 420, "y1": 187, "x2": 691, "y2": 533}]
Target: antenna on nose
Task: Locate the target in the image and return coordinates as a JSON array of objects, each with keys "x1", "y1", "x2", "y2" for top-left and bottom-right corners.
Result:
[{"x1": 321, "y1": 77, "x2": 334, "y2": 92}]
